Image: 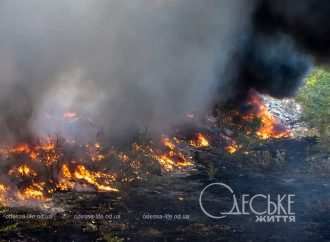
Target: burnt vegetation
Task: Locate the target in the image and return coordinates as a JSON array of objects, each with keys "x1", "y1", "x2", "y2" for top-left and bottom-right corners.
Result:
[
  {"x1": 0, "y1": 83, "x2": 329, "y2": 241},
  {"x1": 0, "y1": 0, "x2": 330, "y2": 241}
]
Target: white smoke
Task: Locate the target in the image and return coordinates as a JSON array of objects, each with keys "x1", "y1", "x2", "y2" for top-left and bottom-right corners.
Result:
[{"x1": 0, "y1": 0, "x2": 254, "y2": 141}]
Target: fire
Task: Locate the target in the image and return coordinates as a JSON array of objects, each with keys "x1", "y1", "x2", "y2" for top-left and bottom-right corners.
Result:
[
  {"x1": 0, "y1": 184, "x2": 8, "y2": 203},
  {"x1": 243, "y1": 91, "x2": 292, "y2": 140},
  {"x1": 63, "y1": 112, "x2": 78, "y2": 119},
  {"x1": 86, "y1": 143, "x2": 106, "y2": 162},
  {"x1": 154, "y1": 154, "x2": 176, "y2": 171},
  {"x1": 57, "y1": 164, "x2": 74, "y2": 191},
  {"x1": 0, "y1": 113, "x2": 229, "y2": 208},
  {"x1": 9, "y1": 164, "x2": 37, "y2": 177},
  {"x1": 162, "y1": 137, "x2": 176, "y2": 150},
  {"x1": 225, "y1": 142, "x2": 239, "y2": 154},
  {"x1": 73, "y1": 165, "x2": 118, "y2": 192},
  {"x1": 0, "y1": 91, "x2": 293, "y2": 208},
  {"x1": 0, "y1": 138, "x2": 58, "y2": 165},
  {"x1": 133, "y1": 137, "x2": 193, "y2": 172},
  {"x1": 154, "y1": 150, "x2": 193, "y2": 172},
  {"x1": 156, "y1": 137, "x2": 193, "y2": 171},
  {"x1": 0, "y1": 181, "x2": 50, "y2": 205},
  {"x1": 11, "y1": 144, "x2": 31, "y2": 153},
  {"x1": 189, "y1": 133, "x2": 210, "y2": 148},
  {"x1": 17, "y1": 183, "x2": 48, "y2": 201},
  {"x1": 221, "y1": 134, "x2": 239, "y2": 154},
  {"x1": 0, "y1": 184, "x2": 7, "y2": 193},
  {"x1": 60, "y1": 164, "x2": 72, "y2": 179},
  {"x1": 0, "y1": 131, "x2": 198, "y2": 207},
  {"x1": 0, "y1": 137, "x2": 122, "y2": 205}
]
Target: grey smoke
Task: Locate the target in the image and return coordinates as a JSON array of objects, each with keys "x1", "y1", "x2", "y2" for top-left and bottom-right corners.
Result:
[
  {"x1": 2, "y1": 0, "x2": 329, "y2": 143},
  {"x1": 0, "y1": 0, "x2": 254, "y2": 142}
]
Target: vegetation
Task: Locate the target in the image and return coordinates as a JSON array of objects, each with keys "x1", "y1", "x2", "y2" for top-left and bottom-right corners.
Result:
[
  {"x1": 297, "y1": 68, "x2": 330, "y2": 150},
  {"x1": 103, "y1": 233, "x2": 124, "y2": 242}
]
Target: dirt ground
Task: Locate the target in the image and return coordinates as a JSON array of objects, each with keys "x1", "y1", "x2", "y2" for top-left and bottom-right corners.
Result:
[{"x1": 0, "y1": 133, "x2": 329, "y2": 242}]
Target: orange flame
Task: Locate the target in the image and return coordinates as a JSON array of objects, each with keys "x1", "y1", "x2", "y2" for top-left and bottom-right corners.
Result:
[
  {"x1": 0, "y1": 138, "x2": 58, "y2": 165},
  {"x1": 133, "y1": 137, "x2": 193, "y2": 172},
  {"x1": 225, "y1": 142, "x2": 239, "y2": 154},
  {"x1": 17, "y1": 183, "x2": 48, "y2": 201},
  {"x1": 73, "y1": 165, "x2": 118, "y2": 192},
  {"x1": 189, "y1": 133, "x2": 210, "y2": 148},
  {"x1": 9, "y1": 164, "x2": 37, "y2": 177},
  {"x1": 57, "y1": 164, "x2": 118, "y2": 192},
  {"x1": 0, "y1": 184, "x2": 8, "y2": 204},
  {"x1": 157, "y1": 137, "x2": 193, "y2": 171},
  {"x1": 244, "y1": 92, "x2": 292, "y2": 140},
  {"x1": 0, "y1": 129, "x2": 198, "y2": 205}
]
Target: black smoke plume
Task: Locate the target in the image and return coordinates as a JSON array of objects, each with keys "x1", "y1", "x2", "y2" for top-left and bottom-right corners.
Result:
[{"x1": 235, "y1": 0, "x2": 330, "y2": 99}]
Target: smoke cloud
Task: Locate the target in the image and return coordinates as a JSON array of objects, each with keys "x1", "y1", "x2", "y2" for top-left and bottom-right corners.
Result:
[
  {"x1": 254, "y1": 0, "x2": 330, "y2": 62},
  {"x1": 0, "y1": 0, "x2": 253, "y2": 141},
  {"x1": 236, "y1": 0, "x2": 330, "y2": 99},
  {"x1": 0, "y1": 0, "x2": 328, "y2": 142}
]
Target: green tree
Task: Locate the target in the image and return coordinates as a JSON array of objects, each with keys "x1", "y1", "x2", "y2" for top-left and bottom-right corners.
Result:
[{"x1": 297, "y1": 68, "x2": 330, "y2": 149}]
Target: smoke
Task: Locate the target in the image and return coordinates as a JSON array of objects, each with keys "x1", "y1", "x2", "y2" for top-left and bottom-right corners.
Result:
[
  {"x1": 236, "y1": 0, "x2": 330, "y2": 99},
  {"x1": 0, "y1": 0, "x2": 328, "y2": 142},
  {"x1": 0, "y1": 0, "x2": 254, "y2": 141},
  {"x1": 254, "y1": 0, "x2": 330, "y2": 62},
  {"x1": 235, "y1": 33, "x2": 312, "y2": 99}
]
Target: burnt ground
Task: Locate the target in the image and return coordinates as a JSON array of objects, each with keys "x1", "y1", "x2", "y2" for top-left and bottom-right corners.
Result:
[{"x1": 0, "y1": 135, "x2": 329, "y2": 242}]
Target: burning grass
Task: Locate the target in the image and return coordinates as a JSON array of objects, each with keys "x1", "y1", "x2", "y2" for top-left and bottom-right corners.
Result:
[
  {"x1": 0, "y1": 90, "x2": 295, "y2": 207},
  {"x1": 0, "y1": 132, "x2": 204, "y2": 206}
]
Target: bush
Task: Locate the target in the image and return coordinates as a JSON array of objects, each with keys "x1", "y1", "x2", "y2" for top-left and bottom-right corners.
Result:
[{"x1": 297, "y1": 68, "x2": 330, "y2": 149}]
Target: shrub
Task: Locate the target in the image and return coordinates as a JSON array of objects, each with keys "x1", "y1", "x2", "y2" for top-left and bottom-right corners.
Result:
[{"x1": 297, "y1": 68, "x2": 330, "y2": 150}]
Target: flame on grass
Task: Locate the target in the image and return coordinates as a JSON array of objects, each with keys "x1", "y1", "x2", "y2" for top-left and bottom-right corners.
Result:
[
  {"x1": 133, "y1": 136, "x2": 193, "y2": 172},
  {"x1": 58, "y1": 164, "x2": 119, "y2": 192}
]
